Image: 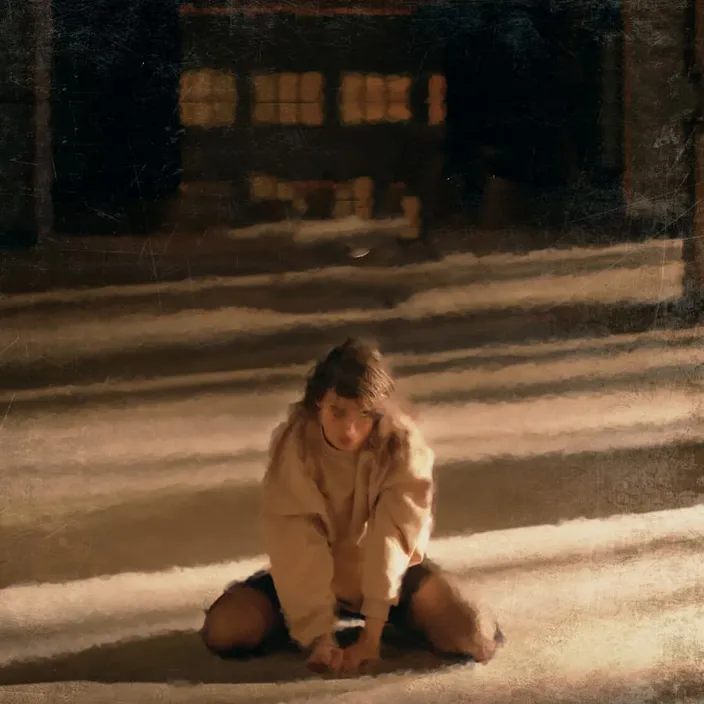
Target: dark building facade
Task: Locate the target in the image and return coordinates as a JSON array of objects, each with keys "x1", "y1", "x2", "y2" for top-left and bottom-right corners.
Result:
[
  {"x1": 175, "y1": 1, "x2": 622, "y2": 236},
  {"x1": 0, "y1": 0, "x2": 46, "y2": 250},
  {"x1": 0, "y1": 0, "x2": 702, "y2": 292},
  {"x1": 176, "y1": 1, "x2": 444, "y2": 239}
]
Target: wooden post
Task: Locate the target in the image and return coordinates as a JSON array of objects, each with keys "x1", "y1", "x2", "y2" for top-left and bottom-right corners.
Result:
[
  {"x1": 620, "y1": 0, "x2": 691, "y2": 227},
  {"x1": 0, "y1": 0, "x2": 42, "y2": 249},
  {"x1": 692, "y1": 0, "x2": 704, "y2": 294},
  {"x1": 621, "y1": 0, "x2": 632, "y2": 217},
  {"x1": 32, "y1": 0, "x2": 53, "y2": 241}
]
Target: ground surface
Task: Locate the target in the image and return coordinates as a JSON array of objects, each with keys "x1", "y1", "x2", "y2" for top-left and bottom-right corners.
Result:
[{"x1": 1, "y1": 238, "x2": 702, "y2": 703}]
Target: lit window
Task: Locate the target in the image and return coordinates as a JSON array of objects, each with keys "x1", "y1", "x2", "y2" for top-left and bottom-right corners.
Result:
[
  {"x1": 180, "y1": 69, "x2": 237, "y2": 127},
  {"x1": 275, "y1": 180, "x2": 296, "y2": 202},
  {"x1": 340, "y1": 73, "x2": 411, "y2": 125},
  {"x1": 249, "y1": 174, "x2": 374, "y2": 220},
  {"x1": 249, "y1": 174, "x2": 305, "y2": 213},
  {"x1": 401, "y1": 195, "x2": 421, "y2": 238},
  {"x1": 252, "y1": 72, "x2": 324, "y2": 126},
  {"x1": 332, "y1": 183, "x2": 355, "y2": 218},
  {"x1": 427, "y1": 74, "x2": 446, "y2": 125},
  {"x1": 334, "y1": 177, "x2": 373, "y2": 219},
  {"x1": 249, "y1": 174, "x2": 278, "y2": 201}
]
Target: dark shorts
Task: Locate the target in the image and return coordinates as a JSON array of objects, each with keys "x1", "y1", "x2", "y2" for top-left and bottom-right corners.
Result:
[
  {"x1": 211, "y1": 558, "x2": 441, "y2": 651},
  {"x1": 206, "y1": 560, "x2": 506, "y2": 659}
]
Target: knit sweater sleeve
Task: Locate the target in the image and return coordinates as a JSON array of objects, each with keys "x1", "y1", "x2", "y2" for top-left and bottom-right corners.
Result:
[
  {"x1": 260, "y1": 419, "x2": 337, "y2": 648},
  {"x1": 361, "y1": 422, "x2": 435, "y2": 622}
]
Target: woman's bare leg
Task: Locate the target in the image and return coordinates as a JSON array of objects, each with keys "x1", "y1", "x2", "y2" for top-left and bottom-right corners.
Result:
[
  {"x1": 201, "y1": 584, "x2": 282, "y2": 654},
  {"x1": 406, "y1": 571, "x2": 501, "y2": 663}
]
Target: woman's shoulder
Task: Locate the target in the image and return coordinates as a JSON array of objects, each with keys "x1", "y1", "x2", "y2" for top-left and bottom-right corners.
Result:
[{"x1": 268, "y1": 402, "x2": 314, "y2": 465}]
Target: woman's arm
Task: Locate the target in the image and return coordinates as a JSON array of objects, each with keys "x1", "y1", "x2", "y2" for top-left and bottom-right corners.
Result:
[
  {"x1": 260, "y1": 420, "x2": 337, "y2": 649},
  {"x1": 341, "y1": 422, "x2": 435, "y2": 672},
  {"x1": 361, "y1": 424, "x2": 435, "y2": 625}
]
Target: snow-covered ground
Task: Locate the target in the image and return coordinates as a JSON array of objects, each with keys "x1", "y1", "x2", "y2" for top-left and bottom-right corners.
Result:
[
  {"x1": 0, "y1": 238, "x2": 684, "y2": 365},
  {"x1": 0, "y1": 238, "x2": 702, "y2": 703},
  {"x1": 0, "y1": 237, "x2": 684, "y2": 311},
  {"x1": 1, "y1": 507, "x2": 703, "y2": 702},
  {"x1": 2, "y1": 337, "x2": 702, "y2": 702},
  {"x1": 2, "y1": 326, "x2": 702, "y2": 518}
]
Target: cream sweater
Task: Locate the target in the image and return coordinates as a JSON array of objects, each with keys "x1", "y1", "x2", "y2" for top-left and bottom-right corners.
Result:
[{"x1": 260, "y1": 404, "x2": 435, "y2": 648}]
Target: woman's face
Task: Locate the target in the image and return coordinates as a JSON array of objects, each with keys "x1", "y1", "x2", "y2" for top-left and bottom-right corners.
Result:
[{"x1": 318, "y1": 390, "x2": 375, "y2": 452}]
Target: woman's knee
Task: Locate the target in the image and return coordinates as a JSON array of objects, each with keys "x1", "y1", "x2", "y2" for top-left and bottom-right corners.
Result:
[
  {"x1": 436, "y1": 615, "x2": 499, "y2": 663},
  {"x1": 409, "y1": 572, "x2": 500, "y2": 662},
  {"x1": 201, "y1": 585, "x2": 279, "y2": 653}
]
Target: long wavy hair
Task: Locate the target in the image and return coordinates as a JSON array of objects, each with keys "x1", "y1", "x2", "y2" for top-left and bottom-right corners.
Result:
[{"x1": 301, "y1": 338, "x2": 397, "y2": 416}]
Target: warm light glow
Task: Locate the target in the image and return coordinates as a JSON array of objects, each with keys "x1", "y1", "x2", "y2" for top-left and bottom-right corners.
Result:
[
  {"x1": 428, "y1": 74, "x2": 446, "y2": 125},
  {"x1": 247, "y1": 173, "x2": 377, "y2": 221},
  {"x1": 179, "y1": 69, "x2": 236, "y2": 127},
  {"x1": 340, "y1": 73, "x2": 412, "y2": 124},
  {"x1": 252, "y1": 72, "x2": 324, "y2": 125}
]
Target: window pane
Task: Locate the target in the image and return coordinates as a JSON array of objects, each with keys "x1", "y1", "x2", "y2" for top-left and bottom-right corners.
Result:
[
  {"x1": 301, "y1": 102, "x2": 324, "y2": 126},
  {"x1": 353, "y1": 177, "x2": 373, "y2": 200},
  {"x1": 211, "y1": 71, "x2": 236, "y2": 101},
  {"x1": 180, "y1": 70, "x2": 211, "y2": 101},
  {"x1": 387, "y1": 75, "x2": 410, "y2": 104},
  {"x1": 341, "y1": 102, "x2": 363, "y2": 125},
  {"x1": 253, "y1": 74, "x2": 277, "y2": 103},
  {"x1": 212, "y1": 101, "x2": 235, "y2": 126},
  {"x1": 387, "y1": 102, "x2": 411, "y2": 122},
  {"x1": 333, "y1": 200, "x2": 354, "y2": 218},
  {"x1": 180, "y1": 102, "x2": 215, "y2": 127},
  {"x1": 300, "y1": 72, "x2": 323, "y2": 102},
  {"x1": 341, "y1": 73, "x2": 364, "y2": 104},
  {"x1": 429, "y1": 103, "x2": 446, "y2": 125},
  {"x1": 250, "y1": 174, "x2": 277, "y2": 200},
  {"x1": 253, "y1": 102, "x2": 277, "y2": 124},
  {"x1": 365, "y1": 74, "x2": 386, "y2": 105},
  {"x1": 276, "y1": 181, "x2": 295, "y2": 201},
  {"x1": 279, "y1": 102, "x2": 299, "y2": 124},
  {"x1": 279, "y1": 73, "x2": 300, "y2": 103},
  {"x1": 428, "y1": 74, "x2": 446, "y2": 103},
  {"x1": 365, "y1": 100, "x2": 385, "y2": 123},
  {"x1": 336, "y1": 184, "x2": 353, "y2": 201}
]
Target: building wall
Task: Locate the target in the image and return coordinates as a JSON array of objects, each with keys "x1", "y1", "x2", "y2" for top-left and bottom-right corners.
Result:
[
  {"x1": 176, "y1": 8, "x2": 444, "y2": 237},
  {"x1": 177, "y1": 2, "x2": 630, "y2": 237},
  {"x1": 624, "y1": 0, "x2": 693, "y2": 229},
  {"x1": 4, "y1": 0, "x2": 697, "y2": 252},
  {"x1": 0, "y1": 0, "x2": 37, "y2": 249}
]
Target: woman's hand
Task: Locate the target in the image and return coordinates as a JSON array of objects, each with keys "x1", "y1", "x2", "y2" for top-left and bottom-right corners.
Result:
[
  {"x1": 341, "y1": 629, "x2": 382, "y2": 675},
  {"x1": 306, "y1": 636, "x2": 344, "y2": 676}
]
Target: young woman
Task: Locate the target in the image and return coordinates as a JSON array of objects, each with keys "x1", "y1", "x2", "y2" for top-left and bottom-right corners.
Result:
[{"x1": 201, "y1": 338, "x2": 503, "y2": 675}]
